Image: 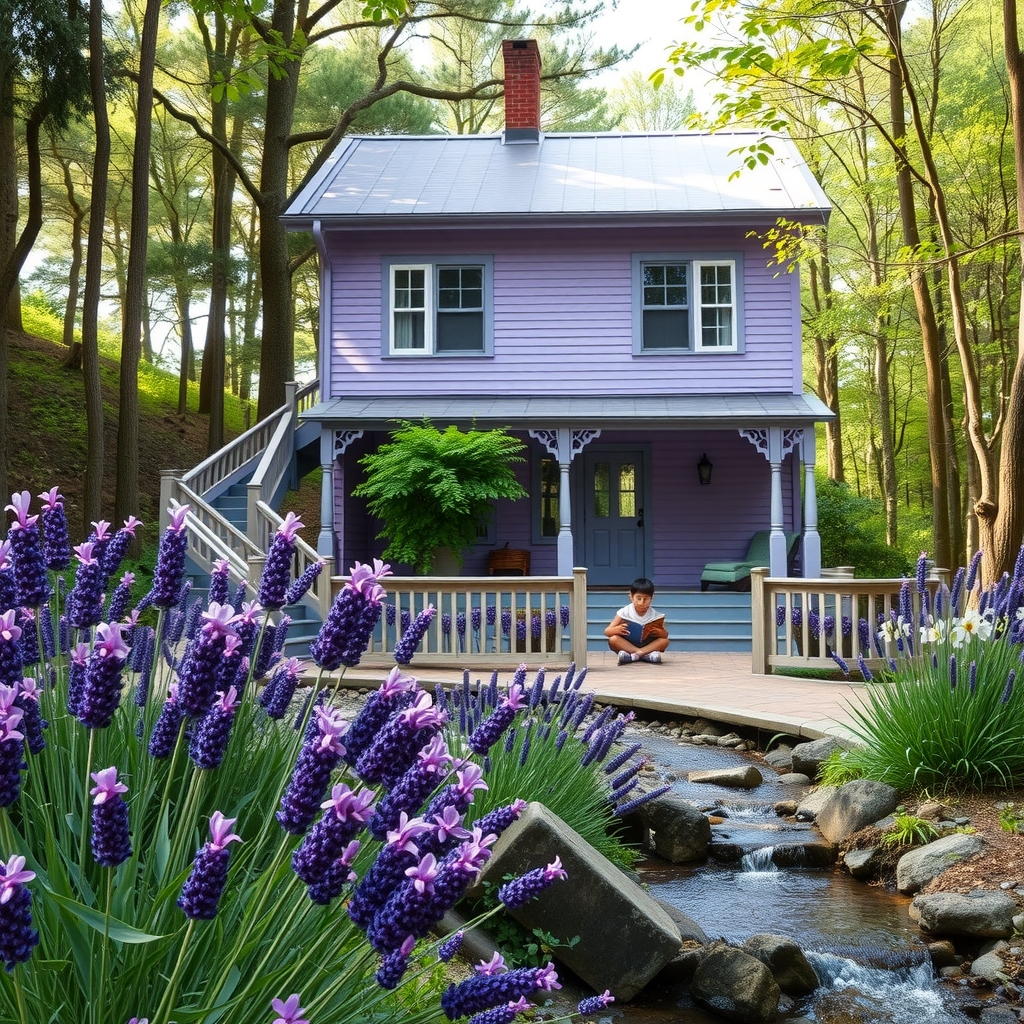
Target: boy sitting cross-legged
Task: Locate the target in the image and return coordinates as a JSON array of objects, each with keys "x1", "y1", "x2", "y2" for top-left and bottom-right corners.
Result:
[{"x1": 604, "y1": 577, "x2": 670, "y2": 665}]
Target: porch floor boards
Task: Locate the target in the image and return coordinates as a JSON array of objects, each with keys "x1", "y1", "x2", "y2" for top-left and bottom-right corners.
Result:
[{"x1": 336, "y1": 650, "x2": 864, "y2": 743}]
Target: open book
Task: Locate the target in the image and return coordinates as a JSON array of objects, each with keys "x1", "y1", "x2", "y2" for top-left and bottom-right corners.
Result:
[{"x1": 625, "y1": 615, "x2": 665, "y2": 647}]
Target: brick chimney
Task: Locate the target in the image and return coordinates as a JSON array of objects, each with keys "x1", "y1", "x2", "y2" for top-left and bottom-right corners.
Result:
[{"x1": 502, "y1": 39, "x2": 542, "y2": 143}]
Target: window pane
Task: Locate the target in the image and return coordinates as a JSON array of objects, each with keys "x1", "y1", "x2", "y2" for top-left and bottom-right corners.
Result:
[
  {"x1": 593, "y1": 463, "x2": 610, "y2": 518},
  {"x1": 437, "y1": 266, "x2": 483, "y2": 310},
  {"x1": 437, "y1": 268, "x2": 460, "y2": 290},
  {"x1": 619, "y1": 464, "x2": 636, "y2": 518},
  {"x1": 436, "y1": 311, "x2": 483, "y2": 351},
  {"x1": 642, "y1": 263, "x2": 687, "y2": 309},
  {"x1": 666, "y1": 264, "x2": 687, "y2": 286},
  {"x1": 394, "y1": 268, "x2": 425, "y2": 310},
  {"x1": 394, "y1": 310, "x2": 425, "y2": 349},
  {"x1": 643, "y1": 265, "x2": 665, "y2": 287},
  {"x1": 701, "y1": 306, "x2": 732, "y2": 347},
  {"x1": 643, "y1": 287, "x2": 663, "y2": 306},
  {"x1": 540, "y1": 456, "x2": 559, "y2": 537},
  {"x1": 461, "y1": 267, "x2": 482, "y2": 290},
  {"x1": 642, "y1": 309, "x2": 689, "y2": 348},
  {"x1": 439, "y1": 289, "x2": 461, "y2": 308},
  {"x1": 665, "y1": 286, "x2": 687, "y2": 306},
  {"x1": 700, "y1": 264, "x2": 731, "y2": 304}
]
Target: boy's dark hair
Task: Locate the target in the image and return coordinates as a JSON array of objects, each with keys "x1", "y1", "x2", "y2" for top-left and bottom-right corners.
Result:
[{"x1": 629, "y1": 577, "x2": 655, "y2": 596}]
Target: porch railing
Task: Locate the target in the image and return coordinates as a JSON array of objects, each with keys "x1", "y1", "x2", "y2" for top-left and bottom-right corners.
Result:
[
  {"x1": 335, "y1": 568, "x2": 589, "y2": 670},
  {"x1": 751, "y1": 566, "x2": 949, "y2": 676}
]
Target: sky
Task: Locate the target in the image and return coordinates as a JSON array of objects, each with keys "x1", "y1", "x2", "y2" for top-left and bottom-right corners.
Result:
[{"x1": 590, "y1": 0, "x2": 691, "y2": 82}]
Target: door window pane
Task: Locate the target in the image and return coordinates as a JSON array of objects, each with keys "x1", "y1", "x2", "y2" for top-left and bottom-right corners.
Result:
[
  {"x1": 593, "y1": 463, "x2": 610, "y2": 518},
  {"x1": 540, "y1": 456, "x2": 559, "y2": 537},
  {"x1": 619, "y1": 463, "x2": 636, "y2": 518}
]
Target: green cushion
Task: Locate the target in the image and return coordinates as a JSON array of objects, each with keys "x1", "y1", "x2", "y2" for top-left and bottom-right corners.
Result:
[{"x1": 700, "y1": 531, "x2": 800, "y2": 584}]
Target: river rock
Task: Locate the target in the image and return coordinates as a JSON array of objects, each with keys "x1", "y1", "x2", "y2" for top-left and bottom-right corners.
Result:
[
  {"x1": 656, "y1": 900, "x2": 708, "y2": 945},
  {"x1": 774, "y1": 800, "x2": 798, "y2": 816},
  {"x1": 815, "y1": 780, "x2": 900, "y2": 845},
  {"x1": 776, "y1": 773, "x2": 811, "y2": 786},
  {"x1": 926, "y1": 940, "x2": 960, "y2": 969},
  {"x1": 895, "y1": 833, "x2": 988, "y2": 894},
  {"x1": 790, "y1": 737, "x2": 842, "y2": 780},
  {"x1": 916, "y1": 800, "x2": 950, "y2": 820},
  {"x1": 688, "y1": 766, "x2": 764, "y2": 789},
  {"x1": 763, "y1": 747, "x2": 793, "y2": 771},
  {"x1": 475, "y1": 801, "x2": 682, "y2": 1000},
  {"x1": 741, "y1": 934, "x2": 818, "y2": 996},
  {"x1": 691, "y1": 944, "x2": 781, "y2": 1023},
  {"x1": 843, "y1": 847, "x2": 882, "y2": 879},
  {"x1": 970, "y1": 950, "x2": 1009, "y2": 982},
  {"x1": 909, "y1": 891, "x2": 1016, "y2": 938},
  {"x1": 640, "y1": 792, "x2": 712, "y2": 863},
  {"x1": 692, "y1": 719, "x2": 726, "y2": 737},
  {"x1": 794, "y1": 787, "x2": 836, "y2": 821}
]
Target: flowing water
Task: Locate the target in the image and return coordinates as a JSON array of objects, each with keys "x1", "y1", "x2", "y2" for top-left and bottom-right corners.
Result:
[{"x1": 602, "y1": 731, "x2": 979, "y2": 1024}]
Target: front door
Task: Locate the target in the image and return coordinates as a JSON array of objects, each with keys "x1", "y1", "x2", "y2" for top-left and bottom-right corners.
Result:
[{"x1": 583, "y1": 449, "x2": 647, "y2": 586}]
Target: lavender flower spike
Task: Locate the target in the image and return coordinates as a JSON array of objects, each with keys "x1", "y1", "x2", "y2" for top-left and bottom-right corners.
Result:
[
  {"x1": 468, "y1": 682, "x2": 526, "y2": 756},
  {"x1": 277, "y1": 708, "x2": 349, "y2": 834},
  {"x1": 286, "y1": 559, "x2": 326, "y2": 607},
  {"x1": 90, "y1": 766, "x2": 132, "y2": 867},
  {"x1": 309, "y1": 560, "x2": 390, "y2": 671},
  {"x1": 271, "y1": 994, "x2": 309, "y2": 1024},
  {"x1": 178, "y1": 812, "x2": 242, "y2": 919},
  {"x1": 578, "y1": 990, "x2": 615, "y2": 1015},
  {"x1": 259, "y1": 513, "x2": 304, "y2": 610},
  {"x1": 77, "y1": 623, "x2": 130, "y2": 729},
  {"x1": 5, "y1": 491, "x2": 49, "y2": 607},
  {"x1": 394, "y1": 604, "x2": 436, "y2": 665},
  {"x1": 497, "y1": 857, "x2": 567, "y2": 909},
  {"x1": 38, "y1": 487, "x2": 71, "y2": 570},
  {"x1": 0, "y1": 854, "x2": 39, "y2": 971},
  {"x1": 150, "y1": 505, "x2": 190, "y2": 609}
]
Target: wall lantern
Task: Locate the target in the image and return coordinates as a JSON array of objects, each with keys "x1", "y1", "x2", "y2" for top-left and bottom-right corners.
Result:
[{"x1": 697, "y1": 453, "x2": 713, "y2": 486}]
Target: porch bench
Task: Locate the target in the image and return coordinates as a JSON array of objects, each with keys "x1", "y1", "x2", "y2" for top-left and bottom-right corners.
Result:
[{"x1": 700, "y1": 531, "x2": 800, "y2": 591}]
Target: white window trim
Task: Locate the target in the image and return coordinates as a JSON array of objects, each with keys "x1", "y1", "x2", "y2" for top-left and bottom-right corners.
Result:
[
  {"x1": 381, "y1": 255, "x2": 494, "y2": 357},
  {"x1": 631, "y1": 252, "x2": 744, "y2": 355}
]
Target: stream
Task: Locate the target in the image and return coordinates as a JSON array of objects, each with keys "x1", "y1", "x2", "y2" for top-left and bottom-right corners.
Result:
[{"x1": 607, "y1": 730, "x2": 978, "y2": 1024}]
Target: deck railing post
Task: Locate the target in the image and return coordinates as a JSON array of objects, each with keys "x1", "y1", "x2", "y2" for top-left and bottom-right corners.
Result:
[
  {"x1": 751, "y1": 567, "x2": 769, "y2": 674},
  {"x1": 159, "y1": 469, "x2": 181, "y2": 534},
  {"x1": 571, "y1": 566, "x2": 588, "y2": 669}
]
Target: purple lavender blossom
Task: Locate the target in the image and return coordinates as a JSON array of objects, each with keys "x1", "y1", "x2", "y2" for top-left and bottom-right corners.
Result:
[
  {"x1": 355, "y1": 690, "x2": 446, "y2": 786},
  {"x1": 133, "y1": 629, "x2": 157, "y2": 707},
  {"x1": 441, "y1": 960, "x2": 561, "y2": 1019},
  {"x1": 309, "y1": 560, "x2": 390, "y2": 670},
  {"x1": 149, "y1": 506, "x2": 190, "y2": 608},
  {"x1": 472, "y1": 607, "x2": 482, "y2": 632},
  {"x1": 393, "y1": 604, "x2": 436, "y2": 666},
  {"x1": 965, "y1": 550, "x2": 983, "y2": 596},
  {"x1": 898, "y1": 579, "x2": 912, "y2": 627},
  {"x1": 178, "y1": 812, "x2": 242, "y2": 919},
  {"x1": 515, "y1": 619, "x2": 526, "y2": 644},
  {"x1": 604, "y1": 741, "x2": 642, "y2": 775},
  {"x1": 189, "y1": 687, "x2": 240, "y2": 769},
  {"x1": 38, "y1": 488, "x2": 71, "y2": 571},
  {"x1": 17, "y1": 610, "x2": 38, "y2": 668},
  {"x1": 292, "y1": 784, "x2": 374, "y2": 889},
  {"x1": 0, "y1": 855, "x2": 39, "y2": 970},
  {"x1": 68, "y1": 542, "x2": 105, "y2": 629},
  {"x1": 66, "y1": 642, "x2": 88, "y2": 717},
  {"x1": 401, "y1": 609, "x2": 411, "y2": 633},
  {"x1": 578, "y1": 991, "x2": 615, "y2": 1016},
  {"x1": 182, "y1": 598, "x2": 205, "y2": 644},
  {"x1": 5, "y1": 492, "x2": 49, "y2": 607},
  {"x1": 0, "y1": 544, "x2": 14, "y2": 614},
  {"x1": 177, "y1": 604, "x2": 239, "y2": 717},
  {"x1": 468, "y1": 684, "x2": 526, "y2": 756},
  {"x1": 77, "y1": 623, "x2": 130, "y2": 729},
  {"x1": 385, "y1": 603, "x2": 396, "y2": 626},
  {"x1": 376, "y1": 935, "x2": 416, "y2": 989},
  {"x1": 370, "y1": 736, "x2": 453, "y2": 839},
  {"x1": 1002, "y1": 670, "x2": 1016, "y2": 705},
  {"x1": 277, "y1": 708, "x2": 349, "y2": 835},
  {"x1": 465, "y1": 999, "x2": 532, "y2": 1024},
  {"x1": 149, "y1": 684, "x2": 185, "y2": 759},
  {"x1": 343, "y1": 666, "x2": 418, "y2": 765},
  {"x1": 258, "y1": 513, "x2": 304, "y2": 610},
  {"x1": 613, "y1": 783, "x2": 671, "y2": 817},
  {"x1": 486, "y1": 605, "x2": 496, "y2": 628},
  {"x1": 775, "y1": 604, "x2": 785, "y2": 629},
  {"x1": 90, "y1": 767, "x2": 132, "y2": 867},
  {"x1": 0, "y1": 696, "x2": 25, "y2": 806},
  {"x1": 286, "y1": 559, "x2": 325, "y2": 607},
  {"x1": 270, "y1": 994, "x2": 309, "y2": 1024},
  {"x1": 531, "y1": 615, "x2": 541, "y2": 640},
  {"x1": 497, "y1": 857, "x2": 567, "y2": 909},
  {"x1": 260, "y1": 658, "x2": 303, "y2": 720},
  {"x1": 347, "y1": 814, "x2": 431, "y2": 929},
  {"x1": 441, "y1": 612, "x2": 452, "y2": 640},
  {"x1": 438, "y1": 930, "x2": 464, "y2": 962},
  {"x1": 209, "y1": 559, "x2": 231, "y2": 607},
  {"x1": 101, "y1": 517, "x2": 142, "y2": 580},
  {"x1": 15, "y1": 678, "x2": 46, "y2": 755},
  {"x1": 500, "y1": 609, "x2": 511, "y2": 637},
  {"x1": 107, "y1": 572, "x2": 135, "y2": 624},
  {"x1": 857, "y1": 654, "x2": 873, "y2": 682}
]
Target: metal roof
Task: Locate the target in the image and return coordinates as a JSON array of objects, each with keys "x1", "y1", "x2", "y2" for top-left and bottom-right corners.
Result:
[
  {"x1": 300, "y1": 392, "x2": 834, "y2": 430},
  {"x1": 284, "y1": 132, "x2": 830, "y2": 225}
]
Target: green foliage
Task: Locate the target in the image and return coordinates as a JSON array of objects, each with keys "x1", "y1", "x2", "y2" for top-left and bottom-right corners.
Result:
[
  {"x1": 999, "y1": 803, "x2": 1021, "y2": 834},
  {"x1": 475, "y1": 884, "x2": 581, "y2": 968},
  {"x1": 817, "y1": 748, "x2": 864, "y2": 787},
  {"x1": 843, "y1": 556, "x2": 1024, "y2": 791},
  {"x1": 879, "y1": 814, "x2": 938, "y2": 849},
  {"x1": 816, "y1": 478, "x2": 912, "y2": 578},
  {"x1": 354, "y1": 421, "x2": 527, "y2": 574}
]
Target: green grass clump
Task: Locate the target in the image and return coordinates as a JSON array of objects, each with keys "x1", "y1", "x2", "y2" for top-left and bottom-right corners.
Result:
[
  {"x1": 879, "y1": 813, "x2": 939, "y2": 848},
  {"x1": 817, "y1": 748, "x2": 865, "y2": 787}
]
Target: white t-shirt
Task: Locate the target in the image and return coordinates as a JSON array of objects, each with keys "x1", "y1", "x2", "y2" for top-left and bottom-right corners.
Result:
[{"x1": 616, "y1": 603, "x2": 662, "y2": 625}]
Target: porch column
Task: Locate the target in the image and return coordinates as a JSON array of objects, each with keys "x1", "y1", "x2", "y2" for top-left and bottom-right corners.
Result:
[
  {"x1": 802, "y1": 430, "x2": 822, "y2": 577},
  {"x1": 768, "y1": 427, "x2": 787, "y2": 577},
  {"x1": 329, "y1": 429, "x2": 365, "y2": 571},
  {"x1": 556, "y1": 429, "x2": 573, "y2": 578},
  {"x1": 317, "y1": 427, "x2": 335, "y2": 562}
]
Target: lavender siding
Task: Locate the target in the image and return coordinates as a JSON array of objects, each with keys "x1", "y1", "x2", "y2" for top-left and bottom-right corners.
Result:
[
  {"x1": 335, "y1": 429, "x2": 796, "y2": 589},
  {"x1": 323, "y1": 225, "x2": 800, "y2": 398}
]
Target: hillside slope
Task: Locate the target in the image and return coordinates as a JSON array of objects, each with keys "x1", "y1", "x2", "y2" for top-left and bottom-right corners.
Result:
[{"x1": 7, "y1": 329, "x2": 223, "y2": 535}]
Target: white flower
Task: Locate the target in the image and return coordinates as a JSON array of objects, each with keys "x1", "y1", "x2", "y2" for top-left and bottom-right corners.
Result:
[
  {"x1": 877, "y1": 619, "x2": 900, "y2": 645},
  {"x1": 1016, "y1": 606, "x2": 1024, "y2": 622},
  {"x1": 920, "y1": 618, "x2": 946, "y2": 645},
  {"x1": 951, "y1": 608, "x2": 994, "y2": 647}
]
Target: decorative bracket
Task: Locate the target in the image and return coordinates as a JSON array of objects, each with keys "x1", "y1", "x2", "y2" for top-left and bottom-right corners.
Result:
[
  {"x1": 782, "y1": 428, "x2": 803, "y2": 459},
  {"x1": 333, "y1": 429, "x2": 364, "y2": 459},
  {"x1": 529, "y1": 428, "x2": 601, "y2": 463},
  {"x1": 739, "y1": 428, "x2": 770, "y2": 459},
  {"x1": 739, "y1": 427, "x2": 803, "y2": 462}
]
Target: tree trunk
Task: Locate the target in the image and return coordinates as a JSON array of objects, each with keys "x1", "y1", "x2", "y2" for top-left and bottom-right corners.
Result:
[
  {"x1": 993, "y1": 0, "x2": 1024, "y2": 575},
  {"x1": 58, "y1": 151, "x2": 85, "y2": 355},
  {"x1": 81, "y1": 0, "x2": 110, "y2": 531},
  {"x1": 879, "y1": 0, "x2": 952, "y2": 569},
  {"x1": 0, "y1": 37, "x2": 18, "y2": 337},
  {"x1": 177, "y1": 282, "x2": 194, "y2": 414},
  {"x1": 116, "y1": 0, "x2": 162, "y2": 528},
  {"x1": 808, "y1": 250, "x2": 843, "y2": 481}
]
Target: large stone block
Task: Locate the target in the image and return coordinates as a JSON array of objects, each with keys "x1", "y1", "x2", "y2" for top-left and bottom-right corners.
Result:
[
  {"x1": 691, "y1": 944, "x2": 781, "y2": 1023},
  {"x1": 909, "y1": 891, "x2": 1016, "y2": 938},
  {"x1": 815, "y1": 780, "x2": 899, "y2": 845},
  {"x1": 640, "y1": 792, "x2": 712, "y2": 863},
  {"x1": 476, "y1": 802, "x2": 682, "y2": 1001},
  {"x1": 895, "y1": 833, "x2": 987, "y2": 894}
]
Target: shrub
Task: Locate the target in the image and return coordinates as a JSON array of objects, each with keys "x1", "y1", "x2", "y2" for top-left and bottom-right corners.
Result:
[
  {"x1": 836, "y1": 550, "x2": 1024, "y2": 791},
  {"x1": 816, "y1": 479, "x2": 912, "y2": 578},
  {"x1": 879, "y1": 814, "x2": 939, "y2": 848},
  {"x1": 0, "y1": 489, "x2": 585, "y2": 1024}
]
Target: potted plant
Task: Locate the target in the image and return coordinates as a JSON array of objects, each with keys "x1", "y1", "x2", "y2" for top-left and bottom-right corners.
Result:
[{"x1": 353, "y1": 420, "x2": 527, "y2": 574}]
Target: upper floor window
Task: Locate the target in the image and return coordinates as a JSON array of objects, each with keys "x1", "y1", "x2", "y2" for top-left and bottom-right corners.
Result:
[
  {"x1": 631, "y1": 253, "x2": 743, "y2": 354},
  {"x1": 383, "y1": 257, "x2": 493, "y2": 356}
]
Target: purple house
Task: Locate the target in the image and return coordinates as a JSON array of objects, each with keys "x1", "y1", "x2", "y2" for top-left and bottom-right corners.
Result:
[{"x1": 283, "y1": 39, "x2": 832, "y2": 591}]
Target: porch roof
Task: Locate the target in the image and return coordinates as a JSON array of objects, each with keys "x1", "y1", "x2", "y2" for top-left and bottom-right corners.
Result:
[{"x1": 300, "y1": 392, "x2": 834, "y2": 431}]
